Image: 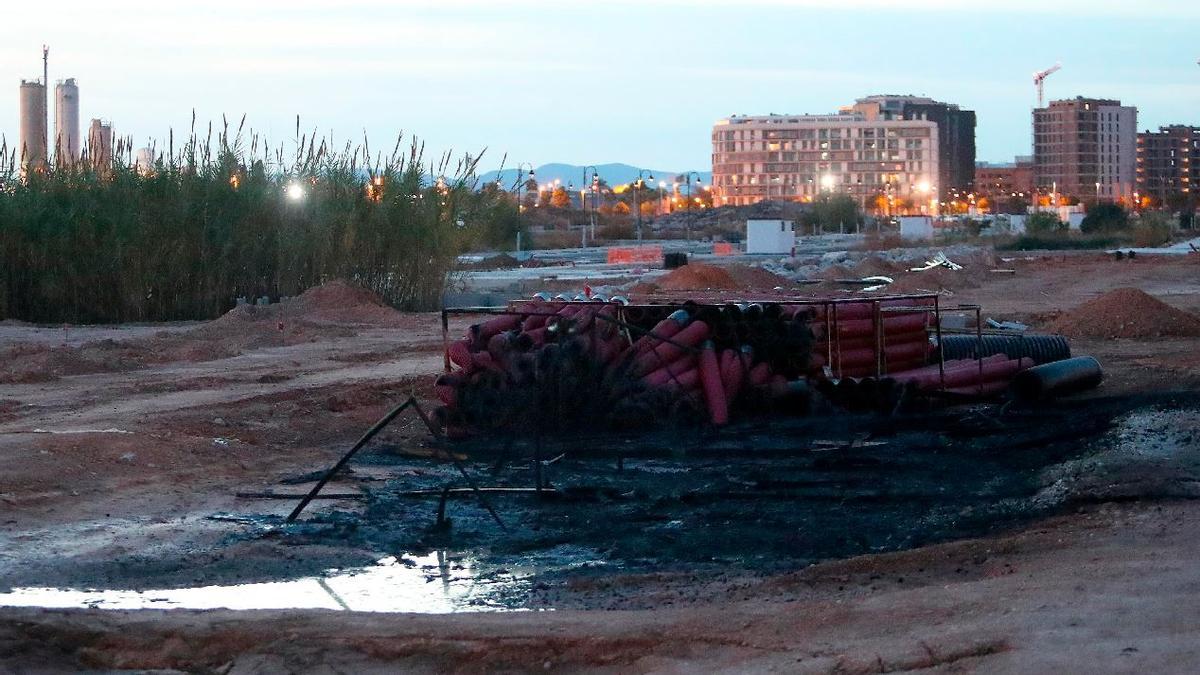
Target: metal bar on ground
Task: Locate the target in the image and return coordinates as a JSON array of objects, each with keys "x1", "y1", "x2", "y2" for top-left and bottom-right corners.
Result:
[{"x1": 286, "y1": 397, "x2": 416, "y2": 522}]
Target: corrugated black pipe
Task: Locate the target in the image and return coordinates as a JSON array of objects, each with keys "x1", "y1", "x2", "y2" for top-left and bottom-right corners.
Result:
[
  {"x1": 938, "y1": 334, "x2": 1071, "y2": 365},
  {"x1": 1012, "y1": 356, "x2": 1103, "y2": 401}
]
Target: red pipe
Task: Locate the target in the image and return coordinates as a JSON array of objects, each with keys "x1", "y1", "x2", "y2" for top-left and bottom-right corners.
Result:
[
  {"x1": 831, "y1": 341, "x2": 931, "y2": 369},
  {"x1": 748, "y1": 362, "x2": 772, "y2": 386},
  {"x1": 476, "y1": 313, "x2": 522, "y2": 343},
  {"x1": 522, "y1": 326, "x2": 549, "y2": 347},
  {"x1": 434, "y1": 374, "x2": 460, "y2": 407},
  {"x1": 631, "y1": 310, "x2": 691, "y2": 356},
  {"x1": 719, "y1": 348, "x2": 746, "y2": 402},
  {"x1": 642, "y1": 354, "x2": 699, "y2": 388},
  {"x1": 815, "y1": 330, "x2": 928, "y2": 352},
  {"x1": 486, "y1": 331, "x2": 515, "y2": 362},
  {"x1": 521, "y1": 301, "x2": 562, "y2": 331},
  {"x1": 633, "y1": 320, "x2": 711, "y2": 377},
  {"x1": 663, "y1": 367, "x2": 701, "y2": 392},
  {"x1": 766, "y1": 374, "x2": 790, "y2": 397},
  {"x1": 887, "y1": 356, "x2": 1008, "y2": 380},
  {"x1": 699, "y1": 342, "x2": 729, "y2": 425},
  {"x1": 594, "y1": 304, "x2": 618, "y2": 338},
  {"x1": 594, "y1": 334, "x2": 624, "y2": 365},
  {"x1": 471, "y1": 350, "x2": 503, "y2": 373},
  {"x1": 812, "y1": 299, "x2": 934, "y2": 320},
  {"x1": 812, "y1": 313, "x2": 930, "y2": 340},
  {"x1": 838, "y1": 357, "x2": 927, "y2": 379},
  {"x1": 943, "y1": 380, "x2": 1011, "y2": 397},
  {"x1": 892, "y1": 356, "x2": 1032, "y2": 390},
  {"x1": 448, "y1": 338, "x2": 474, "y2": 371}
]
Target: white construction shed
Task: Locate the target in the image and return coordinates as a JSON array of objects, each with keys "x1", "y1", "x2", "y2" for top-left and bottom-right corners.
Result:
[
  {"x1": 899, "y1": 216, "x2": 934, "y2": 241},
  {"x1": 745, "y1": 219, "x2": 795, "y2": 254}
]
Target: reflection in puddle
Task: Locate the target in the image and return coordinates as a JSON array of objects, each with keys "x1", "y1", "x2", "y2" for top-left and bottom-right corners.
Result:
[{"x1": 0, "y1": 552, "x2": 532, "y2": 613}]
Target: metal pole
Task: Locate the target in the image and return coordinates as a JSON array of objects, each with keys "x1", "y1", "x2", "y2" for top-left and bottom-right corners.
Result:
[
  {"x1": 686, "y1": 180, "x2": 692, "y2": 242},
  {"x1": 635, "y1": 181, "x2": 642, "y2": 242}
]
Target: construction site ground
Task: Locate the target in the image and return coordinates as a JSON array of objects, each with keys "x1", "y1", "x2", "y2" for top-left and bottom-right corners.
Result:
[{"x1": 2, "y1": 251, "x2": 1200, "y2": 672}]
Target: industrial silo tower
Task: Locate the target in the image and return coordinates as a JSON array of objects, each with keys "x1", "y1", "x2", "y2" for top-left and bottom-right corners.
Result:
[
  {"x1": 87, "y1": 118, "x2": 113, "y2": 172},
  {"x1": 54, "y1": 78, "x2": 80, "y2": 166},
  {"x1": 18, "y1": 79, "x2": 48, "y2": 172}
]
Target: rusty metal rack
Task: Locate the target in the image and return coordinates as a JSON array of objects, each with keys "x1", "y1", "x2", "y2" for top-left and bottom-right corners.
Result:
[{"x1": 440, "y1": 292, "x2": 990, "y2": 395}]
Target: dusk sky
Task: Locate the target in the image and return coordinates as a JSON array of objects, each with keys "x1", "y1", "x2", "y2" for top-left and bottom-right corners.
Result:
[{"x1": 2, "y1": 0, "x2": 1198, "y2": 173}]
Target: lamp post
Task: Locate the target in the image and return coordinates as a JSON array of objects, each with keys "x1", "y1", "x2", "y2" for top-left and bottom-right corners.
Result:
[
  {"x1": 683, "y1": 171, "x2": 702, "y2": 242},
  {"x1": 583, "y1": 165, "x2": 600, "y2": 245},
  {"x1": 513, "y1": 162, "x2": 535, "y2": 220},
  {"x1": 633, "y1": 169, "x2": 654, "y2": 242}
]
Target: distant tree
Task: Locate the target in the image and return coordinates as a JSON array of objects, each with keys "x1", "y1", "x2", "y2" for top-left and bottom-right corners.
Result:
[
  {"x1": 1026, "y1": 211, "x2": 1065, "y2": 234},
  {"x1": 473, "y1": 195, "x2": 525, "y2": 250},
  {"x1": 549, "y1": 186, "x2": 571, "y2": 209},
  {"x1": 803, "y1": 194, "x2": 863, "y2": 233},
  {"x1": 1132, "y1": 211, "x2": 1174, "y2": 247},
  {"x1": 997, "y1": 194, "x2": 1030, "y2": 215},
  {"x1": 1080, "y1": 202, "x2": 1129, "y2": 233}
]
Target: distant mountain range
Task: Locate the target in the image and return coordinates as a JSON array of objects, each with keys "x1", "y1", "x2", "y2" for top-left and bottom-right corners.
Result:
[{"x1": 478, "y1": 163, "x2": 712, "y2": 189}]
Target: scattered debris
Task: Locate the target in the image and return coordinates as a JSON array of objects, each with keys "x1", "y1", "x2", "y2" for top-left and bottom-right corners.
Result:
[
  {"x1": 910, "y1": 252, "x2": 964, "y2": 272},
  {"x1": 987, "y1": 319, "x2": 1029, "y2": 331}
]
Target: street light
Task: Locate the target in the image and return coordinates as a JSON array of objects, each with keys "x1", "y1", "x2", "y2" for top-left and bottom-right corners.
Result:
[
  {"x1": 683, "y1": 171, "x2": 702, "y2": 242},
  {"x1": 582, "y1": 165, "x2": 600, "y2": 246},
  {"x1": 513, "y1": 163, "x2": 535, "y2": 216},
  {"x1": 633, "y1": 169, "x2": 654, "y2": 242}
]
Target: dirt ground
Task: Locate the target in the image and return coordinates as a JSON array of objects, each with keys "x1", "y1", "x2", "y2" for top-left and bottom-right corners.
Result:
[{"x1": 2, "y1": 252, "x2": 1200, "y2": 672}]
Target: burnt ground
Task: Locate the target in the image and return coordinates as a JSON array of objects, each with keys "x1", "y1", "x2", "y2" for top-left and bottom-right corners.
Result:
[{"x1": 2, "y1": 253, "x2": 1200, "y2": 672}]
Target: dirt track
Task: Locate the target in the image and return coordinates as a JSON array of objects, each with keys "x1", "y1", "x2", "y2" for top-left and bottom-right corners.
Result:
[{"x1": 2, "y1": 253, "x2": 1200, "y2": 672}]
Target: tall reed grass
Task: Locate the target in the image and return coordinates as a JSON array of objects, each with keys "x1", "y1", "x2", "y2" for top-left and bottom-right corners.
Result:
[{"x1": 0, "y1": 116, "x2": 513, "y2": 323}]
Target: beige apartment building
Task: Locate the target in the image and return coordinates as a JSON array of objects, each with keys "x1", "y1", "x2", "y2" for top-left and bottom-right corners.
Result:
[
  {"x1": 711, "y1": 113, "x2": 940, "y2": 213},
  {"x1": 1032, "y1": 97, "x2": 1137, "y2": 201}
]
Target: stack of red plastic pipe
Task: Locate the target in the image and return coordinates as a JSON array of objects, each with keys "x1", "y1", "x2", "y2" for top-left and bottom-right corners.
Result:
[
  {"x1": 435, "y1": 298, "x2": 788, "y2": 430},
  {"x1": 807, "y1": 300, "x2": 935, "y2": 379}
]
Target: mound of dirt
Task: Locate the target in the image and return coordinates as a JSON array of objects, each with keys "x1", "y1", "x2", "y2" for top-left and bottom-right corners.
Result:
[
  {"x1": 1049, "y1": 288, "x2": 1200, "y2": 339},
  {"x1": 656, "y1": 264, "x2": 739, "y2": 291},
  {"x1": 0, "y1": 341, "x2": 145, "y2": 383},
  {"x1": 0, "y1": 280, "x2": 411, "y2": 382},
  {"x1": 725, "y1": 265, "x2": 793, "y2": 290},
  {"x1": 818, "y1": 264, "x2": 858, "y2": 281},
  {"x1": 852, "y1": 257, "x2": 906, "y2": 278},
  {"x1": 150, "y1": 280, "x2": 402, "y2": 358},
  {"x1": 284, "y1": 280, "x2": 406, "y2": 327}
]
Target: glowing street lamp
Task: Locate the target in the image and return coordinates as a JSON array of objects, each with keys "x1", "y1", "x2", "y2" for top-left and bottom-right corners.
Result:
[
  {"x1": 582, "y1": 165, "x2": 600, "y2": 246},
  {"x1": 633, "y1": 169, "x2": 654, "y2": 242},
  {"x1": 514, "y1": 162, "x2": 535, "y2": 216},
  {"x1": 683, "y1": 171, "x2": 702, "y2": 242}
]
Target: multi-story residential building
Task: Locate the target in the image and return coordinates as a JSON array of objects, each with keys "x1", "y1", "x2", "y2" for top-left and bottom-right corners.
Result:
[
  {"x1": 711, "y1": 113, "x2": 939, "y2": 213},
  {"x1": 1136, "y1": 125, "x2": 1199, "y2": 204},
  {"x1": 1032, "y1": 97, "x2": 1137, "y2": 201},
  {"x1": 844, "y1": 95, "x2": 976, "y2": 193},
  {"x1": 976, "y1": 156, "x2": 1035, "y2": 201}
]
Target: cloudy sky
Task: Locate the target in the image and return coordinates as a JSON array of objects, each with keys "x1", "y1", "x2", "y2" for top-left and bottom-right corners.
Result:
[{"x1": 2, "y1": 0, "x2": 1197, "y2": 172}]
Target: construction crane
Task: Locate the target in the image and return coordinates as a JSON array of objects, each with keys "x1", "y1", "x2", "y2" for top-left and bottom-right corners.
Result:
[{"x1": 1033, "y1": 62, "x2": 1061, "y2": 108}]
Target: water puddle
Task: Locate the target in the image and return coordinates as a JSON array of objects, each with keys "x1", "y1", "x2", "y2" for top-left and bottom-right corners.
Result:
[{"x1": 0, "y1": 552, "x2": 533, "y2": 613}]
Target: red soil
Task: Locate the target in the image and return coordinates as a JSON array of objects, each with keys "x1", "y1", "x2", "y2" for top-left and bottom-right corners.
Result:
[{"x1": 1049, "y1": 287, "x2": 1200, "y2": 339}]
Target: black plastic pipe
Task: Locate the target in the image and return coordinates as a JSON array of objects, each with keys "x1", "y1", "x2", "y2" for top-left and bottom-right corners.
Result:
[
  {"x1": 1012, "y1": 356, "x2": 1103, "y2": 401},
  {"x1": 938, "y1": 334, "x2": 1070, "y2": 365}
]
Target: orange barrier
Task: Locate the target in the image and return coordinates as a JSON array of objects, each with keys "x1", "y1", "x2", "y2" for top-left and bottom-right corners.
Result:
[
  {"x1": 606, "y1": 245, "x2": 663, "y2": 264},
  {"x1": 712, "y1": 242, "x2": 734, "y2": 256}
]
